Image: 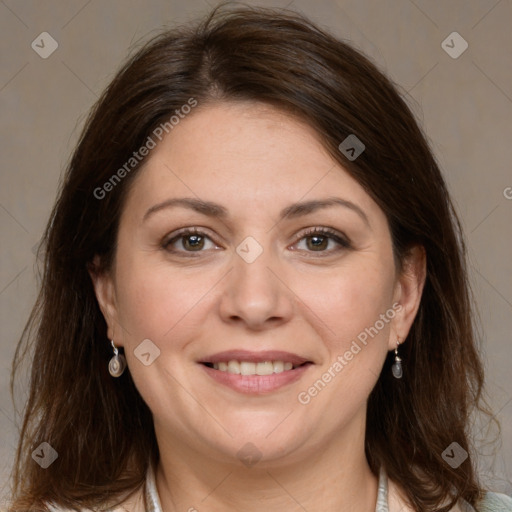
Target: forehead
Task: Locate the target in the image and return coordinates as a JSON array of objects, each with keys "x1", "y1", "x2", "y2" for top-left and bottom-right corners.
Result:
[{"x1": 122, "y1": 101, "x2": 383, "y2": 226}]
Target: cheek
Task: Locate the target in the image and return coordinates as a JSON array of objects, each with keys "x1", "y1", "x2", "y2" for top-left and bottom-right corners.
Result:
[
  {"x1": 298, "y1": 259, "x2": 395, "y2": 349},
  {"x1": 112, "y1": 252, "x2": 217, "y2": 347},
  {"x1": 111, "y1": 257, "x2": 215, "y2": 410},
  {"x1": 293, "y1": 262, "x2": 395, "y2": 426},
  {"x1": 119, "y1": 272, "x2": 210, "y2": 344}
]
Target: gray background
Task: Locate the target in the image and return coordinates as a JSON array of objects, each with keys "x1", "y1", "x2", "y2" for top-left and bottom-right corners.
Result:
[{"x1": 1, "y1": 0, "x2": 511, "y2": 505}]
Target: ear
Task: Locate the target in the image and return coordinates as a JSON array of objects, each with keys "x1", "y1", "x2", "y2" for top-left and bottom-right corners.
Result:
[
  {"x1": 88, "y1": 255, "x2": 122, "y2": 346},
  {"x1": 389, "y1": 245, "x2": 427, "y2": 350}
]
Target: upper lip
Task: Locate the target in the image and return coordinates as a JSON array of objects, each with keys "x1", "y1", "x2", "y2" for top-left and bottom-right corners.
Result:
[{"x1": 199, "y1": 350, "x2": 312, "y2": 366}]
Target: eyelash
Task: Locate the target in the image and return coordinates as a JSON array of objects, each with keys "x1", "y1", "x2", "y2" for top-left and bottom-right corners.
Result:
[
  {"x1": 162, "y1": 226, "x2": 351, "y2": 256},
  {"x1": 298, "y1": 227, "x2": 352, "y2": 253}
]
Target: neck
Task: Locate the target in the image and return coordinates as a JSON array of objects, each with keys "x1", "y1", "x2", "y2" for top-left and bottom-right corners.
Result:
[{"x1": 154, "y1": 413, "x2": 378, "y2": 512}]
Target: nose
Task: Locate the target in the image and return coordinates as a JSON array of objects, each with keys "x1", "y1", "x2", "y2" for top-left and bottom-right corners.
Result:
[{"x1": 218, "y1": 246, "x2": 294, "y2": 330}]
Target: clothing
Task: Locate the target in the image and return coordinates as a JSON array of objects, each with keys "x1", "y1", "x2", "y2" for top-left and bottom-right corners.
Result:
[
  {"x1": 47, "y1": 464, "x2": 512, "y2": 511},
  {"x1": 144, "y1": 464, "x2": 512, "y2": 512}
]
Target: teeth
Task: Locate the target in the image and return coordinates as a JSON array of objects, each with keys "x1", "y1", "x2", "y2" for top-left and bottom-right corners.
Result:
[
  {"x1": 256, "y1": 361, "x2": 274, "y2": 375},
  {"x1": 240, "y1": 361, "x2": 256, "y2": 375},
  {"x1": 210, "y1": 360, "x2": 301, "y2": 375},
  {"x1": 273, "y1": 361, "x2": 284, "y2": 373},
  {"x1": 227, "y1": 360, "x2": 241, "y2": 374}
]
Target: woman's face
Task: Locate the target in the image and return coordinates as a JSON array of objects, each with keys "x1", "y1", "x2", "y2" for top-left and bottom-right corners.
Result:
[{"x1": 94, "y1": 101, "x2": 423, "y2": 466}]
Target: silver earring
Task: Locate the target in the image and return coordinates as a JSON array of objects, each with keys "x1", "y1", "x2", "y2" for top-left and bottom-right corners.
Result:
[
  {"x1": 392, "y1": 337, "x2": 403, "y2": 379},
  {"x1": 108, "y1": 340, "x2": 126, "y2": 377}
]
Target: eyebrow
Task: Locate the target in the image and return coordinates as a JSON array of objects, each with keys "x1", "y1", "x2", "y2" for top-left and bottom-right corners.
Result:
[{"x1": 143, "y1": 196, "x2": 370, "y2": 227}]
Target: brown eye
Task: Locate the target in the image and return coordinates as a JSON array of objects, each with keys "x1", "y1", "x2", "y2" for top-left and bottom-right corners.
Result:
[
  {"x1": 306, "y1": 234, "x2": 329, "y2": 251},
  {"x1": 181, "y1": 234, "x2": 205, "y2": 251},
  {"x1": 295, "y1": 227, "x2": 351, "y2": 254},
  {"x1": 164, "y1": 229, "x2": 218, "y2": 254}
]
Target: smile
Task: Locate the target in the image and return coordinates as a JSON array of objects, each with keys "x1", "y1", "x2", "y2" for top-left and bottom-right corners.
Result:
[
  {"x1": 198, "y1": 350, "x2": 314, "y2": 394},
  {"x1": 203, "y1": 360, "x2": 304, "y2": 375}
]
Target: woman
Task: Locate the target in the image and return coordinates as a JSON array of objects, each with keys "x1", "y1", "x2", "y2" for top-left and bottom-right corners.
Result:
[{"x1": 9, "y1": 5, "x2": 512, "y2": 512}]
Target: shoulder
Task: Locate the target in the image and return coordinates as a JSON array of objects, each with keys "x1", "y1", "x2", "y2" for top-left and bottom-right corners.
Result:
[{"x1": 474, "y1": 491, "x2": 512, "y2": 511}]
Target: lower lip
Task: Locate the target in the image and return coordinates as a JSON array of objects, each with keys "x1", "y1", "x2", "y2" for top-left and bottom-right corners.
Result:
[{"x1": 200, "y1": 363, "x2": 312, "y2": 394}]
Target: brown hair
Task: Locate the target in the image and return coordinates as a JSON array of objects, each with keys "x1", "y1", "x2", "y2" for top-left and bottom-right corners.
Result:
[{"x1": 10, "y1": 5, "x2": 492, "y2": 511}]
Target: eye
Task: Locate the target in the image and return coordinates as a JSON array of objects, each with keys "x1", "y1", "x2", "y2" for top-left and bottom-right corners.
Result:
[
  {"x1": 163, "y1": 228, "x2": 219, "y2": 254},
  {"x1": 294, "y1": 227, "x2": 351, "y2": 254},
  {"x1": 162, "y1": 227, "x2": 350, "y2": 256}
]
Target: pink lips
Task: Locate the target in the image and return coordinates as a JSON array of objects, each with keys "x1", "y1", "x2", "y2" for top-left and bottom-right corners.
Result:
[{"x1": 198, "y1": 350, "x2": 313, "y2": 394}]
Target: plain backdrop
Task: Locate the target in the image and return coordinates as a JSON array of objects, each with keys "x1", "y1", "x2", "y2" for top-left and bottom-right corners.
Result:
[{"x1": 1, "y1": 0, "x2": 511, "y2": 505}]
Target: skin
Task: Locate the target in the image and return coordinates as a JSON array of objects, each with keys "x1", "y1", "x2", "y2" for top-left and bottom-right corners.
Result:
[{"x1": 91, "y1": 101, "x2": 426, "y2": 512}]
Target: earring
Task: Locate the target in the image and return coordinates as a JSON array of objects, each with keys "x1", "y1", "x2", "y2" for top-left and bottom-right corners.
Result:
[
  {"x1": 108, "y1": 340, "x2": 126, "y2": 377},
  {"x1": 391, "y1": 337, "x2": 403, "y2": 379}
]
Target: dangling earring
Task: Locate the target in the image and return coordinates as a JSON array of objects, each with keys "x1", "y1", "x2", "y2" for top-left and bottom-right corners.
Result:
[
  {"x1": 108, "y1": 339, "x2": 126, "y2": 377},
  {"x1": 392, "y1": 337, "x2": 403, "y2": 379}
]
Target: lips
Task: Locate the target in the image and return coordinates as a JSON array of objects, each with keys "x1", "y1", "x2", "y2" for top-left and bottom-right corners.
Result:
[{"x1": 198, "y1": 350, "x2": 314, "y2": 394}]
